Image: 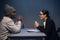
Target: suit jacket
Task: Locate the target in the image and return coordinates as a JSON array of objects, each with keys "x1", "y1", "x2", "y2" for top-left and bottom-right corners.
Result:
[{"x1": 37, "y1": 17, "x2": 59, "y2": 40}]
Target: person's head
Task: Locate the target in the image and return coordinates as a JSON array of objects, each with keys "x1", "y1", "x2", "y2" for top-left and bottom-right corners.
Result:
[
  {"x1": 4, "y1": 4, "x2": 16, "y2": 19},
  {"x1": 39, "y1": 10, "x2": 50, "y2": 20}
]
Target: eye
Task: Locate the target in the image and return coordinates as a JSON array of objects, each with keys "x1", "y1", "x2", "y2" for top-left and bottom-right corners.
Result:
[
  {"x1": 13, "y1": 11, "x2": 16, "y2": 13},
  {"x1": 40, "y1": 13, "x2": 43, "y2": 15}
]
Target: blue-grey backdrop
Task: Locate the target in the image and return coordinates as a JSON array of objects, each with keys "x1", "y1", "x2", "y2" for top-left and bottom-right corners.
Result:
[{"x1": 0, "y1": 0, "x2": 60, "y2": 29}]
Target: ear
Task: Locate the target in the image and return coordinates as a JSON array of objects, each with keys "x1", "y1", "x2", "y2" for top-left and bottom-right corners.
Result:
[{"x1": 45, "y1": 14, "x2": 47, "y2": 17}]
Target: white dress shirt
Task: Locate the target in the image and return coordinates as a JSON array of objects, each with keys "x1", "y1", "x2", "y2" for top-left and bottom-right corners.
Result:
[{"x1": 43, "y1": 21, "x2": 46, "y2": 29}]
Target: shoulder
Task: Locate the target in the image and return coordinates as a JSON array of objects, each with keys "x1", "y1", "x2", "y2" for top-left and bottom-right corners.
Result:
[
  {"x1": 46, "y1": 17, "x2": 55, "y2": 25},
  {"x1": 1, "y1": 16, "x2": 13, "y2": 23},
  {"x1": 47, "y1": 18, "x2": 54, "y2": 22}
]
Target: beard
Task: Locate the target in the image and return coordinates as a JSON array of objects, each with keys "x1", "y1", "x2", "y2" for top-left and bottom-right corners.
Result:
[{"x1": 10, "y1": 15, "x2": 16, "y2": 19}]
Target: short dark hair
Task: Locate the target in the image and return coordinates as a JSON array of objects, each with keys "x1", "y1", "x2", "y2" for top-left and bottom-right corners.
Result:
[{"x1": 40, "y1": 10, "x2": 50, "y2": 17}]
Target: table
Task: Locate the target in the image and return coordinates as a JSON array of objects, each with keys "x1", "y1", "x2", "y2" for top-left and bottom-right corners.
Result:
[{"x1": 8, "y1": 28, "x2": 46, "y2": 40}]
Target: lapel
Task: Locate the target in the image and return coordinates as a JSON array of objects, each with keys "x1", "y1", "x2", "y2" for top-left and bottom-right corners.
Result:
[{"x1": 44, "y1": 17, "x2": 50, "y2": 30}]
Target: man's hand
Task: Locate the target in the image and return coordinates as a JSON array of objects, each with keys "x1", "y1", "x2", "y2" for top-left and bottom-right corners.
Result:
[
  {"x1": 17, "y1": 16, "x2": 23, "y2": 21},
  {"x1": 34, "y1": 21, "x2": 40, "y2": 27}
]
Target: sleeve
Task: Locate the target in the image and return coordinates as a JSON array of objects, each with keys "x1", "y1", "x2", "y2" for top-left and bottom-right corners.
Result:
[
  {"x1": 37, "y1": 26, "x2": 44, "y2": 32},
  {"x1": 6, "y1": 20, "x2": 22, "y2": 33}
]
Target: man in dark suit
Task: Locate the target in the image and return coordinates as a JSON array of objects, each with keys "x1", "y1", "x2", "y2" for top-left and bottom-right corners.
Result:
[{"x1": 34, "y1": 10, "x2": 59, "y2": 40}]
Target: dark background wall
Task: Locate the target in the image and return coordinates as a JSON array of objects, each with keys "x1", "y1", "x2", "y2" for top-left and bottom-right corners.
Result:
[{"x1": 0, "y1": 0, "x2": 60, "y2": 29}]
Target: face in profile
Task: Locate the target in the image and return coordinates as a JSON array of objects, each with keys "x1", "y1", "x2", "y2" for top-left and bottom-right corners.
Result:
[
  {"x1": 39, "y1": 11, "x2": 46, "y2": 20},
  {"x1": 11, "y1": 11, "x2": 16, "y2": 19}
]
